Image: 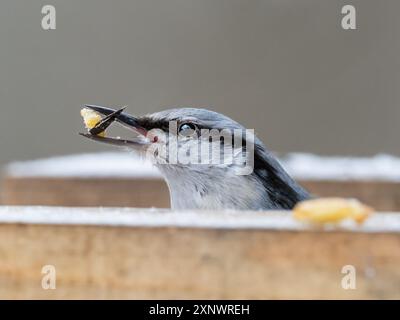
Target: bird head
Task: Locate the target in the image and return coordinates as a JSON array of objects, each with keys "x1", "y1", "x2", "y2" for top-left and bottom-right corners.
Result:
[
  {"x1": 80, "y1": 105, "x2": 254, "y2": 173},
  {"x1": 80, "y1": 105, "x2": 309, "y2": 210}
]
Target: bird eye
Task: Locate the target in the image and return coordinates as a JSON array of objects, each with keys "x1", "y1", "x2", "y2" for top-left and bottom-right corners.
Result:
[{"x1": 178, "y1": 123, "x2": 198, "y2": 136}]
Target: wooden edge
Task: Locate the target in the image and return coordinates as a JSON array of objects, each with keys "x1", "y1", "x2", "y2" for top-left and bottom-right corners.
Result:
[
  {"x1": 0, "y1": 206, "x2": 399, "y2": 233},
  {"x1": 0, "y1": 206, "x2": 399, "y2": 298}
]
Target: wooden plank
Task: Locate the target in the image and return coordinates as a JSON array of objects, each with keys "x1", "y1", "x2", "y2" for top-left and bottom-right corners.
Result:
[
  {"x1": 1, "y1": 177, "x2": 170, "y2": 208},
  {"x1": 0, "y1": 206, "x2": 399, "y2": 299},
  {"x1": 300, "y1": 180, "x2": 400, "y2": 211},
  {"x1": 3, "y1": 176, "x2": 400, "y2": 211},
  {"x1": 4, "y1": 153, "x2": 400, "y2": 210}
]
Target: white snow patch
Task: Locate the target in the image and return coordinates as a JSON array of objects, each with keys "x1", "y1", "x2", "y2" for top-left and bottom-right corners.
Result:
[
  {"x1": 4, "y1": 152, "x2": 162, "y2": 179},
  {"x1": 4, "y1": 152, "x2": 400, "y2": 182},
  {"x1": 0, "y1": 206, "x2": 398, "y2": 233},
  {"x1": 281, "y1": 153, "x2": 400, "y2": 182}
]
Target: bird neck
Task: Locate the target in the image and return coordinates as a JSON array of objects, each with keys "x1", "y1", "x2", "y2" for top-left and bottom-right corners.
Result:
[{"x1": 158, "y1": 165, "x2": 269, "y2": 210}]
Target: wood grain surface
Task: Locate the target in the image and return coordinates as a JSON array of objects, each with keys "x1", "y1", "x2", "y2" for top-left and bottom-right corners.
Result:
[{"x1": 0, "y1": 207, "x2": 398, "y2": 299}]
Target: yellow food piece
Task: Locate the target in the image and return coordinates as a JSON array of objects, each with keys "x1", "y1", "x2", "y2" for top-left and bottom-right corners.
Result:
[
  {"x1": 80, "y1": 108, "x2": 105, "y2": 137},
  {"x1": 293, "y1": 198, "x2": 373, "y2": 224}
]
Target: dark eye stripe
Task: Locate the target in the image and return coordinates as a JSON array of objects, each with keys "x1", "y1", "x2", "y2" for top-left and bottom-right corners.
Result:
[
  {"x1": 138, "y1": 118, "x2": 220, "y2": 133},
  {"x1": 138, "y1": 119, "x2": 170, "y2": 131}
]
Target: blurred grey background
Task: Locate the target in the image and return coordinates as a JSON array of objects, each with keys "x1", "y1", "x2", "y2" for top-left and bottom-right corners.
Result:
[{"x1": 0, "y1": 0, "x2": 399, "y2": 166}]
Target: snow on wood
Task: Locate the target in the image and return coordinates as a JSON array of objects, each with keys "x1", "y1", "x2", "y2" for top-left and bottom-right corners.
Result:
[
  {"x1": 0, "y1": 206, "x2": 399, "y2": 299},
  {"x1": 3, "y1": 152, "x2": 162, "y2": 179},
  {"x1": 4, "y1": 152, "x2": 400, "y2": 181},
  {"x1": 0, "y1": 206, "x2": 399, "y2": 233},
  {"x1": 281, "y1": 153, "x2": 400, "y2": 181}
]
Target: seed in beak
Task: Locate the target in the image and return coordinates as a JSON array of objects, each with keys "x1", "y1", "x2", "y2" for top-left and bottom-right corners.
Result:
[{"x1": 80, "y1": 108, "x2": 105, "y2": 137}]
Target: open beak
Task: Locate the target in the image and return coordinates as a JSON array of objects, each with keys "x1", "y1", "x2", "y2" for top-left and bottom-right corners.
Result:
[{"x1": 79, "y1": 104, "x2": 149, "y2": 147}]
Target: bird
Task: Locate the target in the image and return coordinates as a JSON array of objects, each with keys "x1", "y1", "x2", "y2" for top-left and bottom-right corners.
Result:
[{"x1": 80, "y1": 105, "x2": 310, "y2": 210}]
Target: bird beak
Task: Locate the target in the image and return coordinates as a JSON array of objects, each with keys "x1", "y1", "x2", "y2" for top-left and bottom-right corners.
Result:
[{"x1": 79, "y1": 104, "x2": 149, "y2": 147}]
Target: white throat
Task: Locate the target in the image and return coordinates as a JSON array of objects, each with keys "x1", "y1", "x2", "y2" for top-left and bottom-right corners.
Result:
[{"x1": 157, "y1": 165, "x2": 268, "y2": 210}]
